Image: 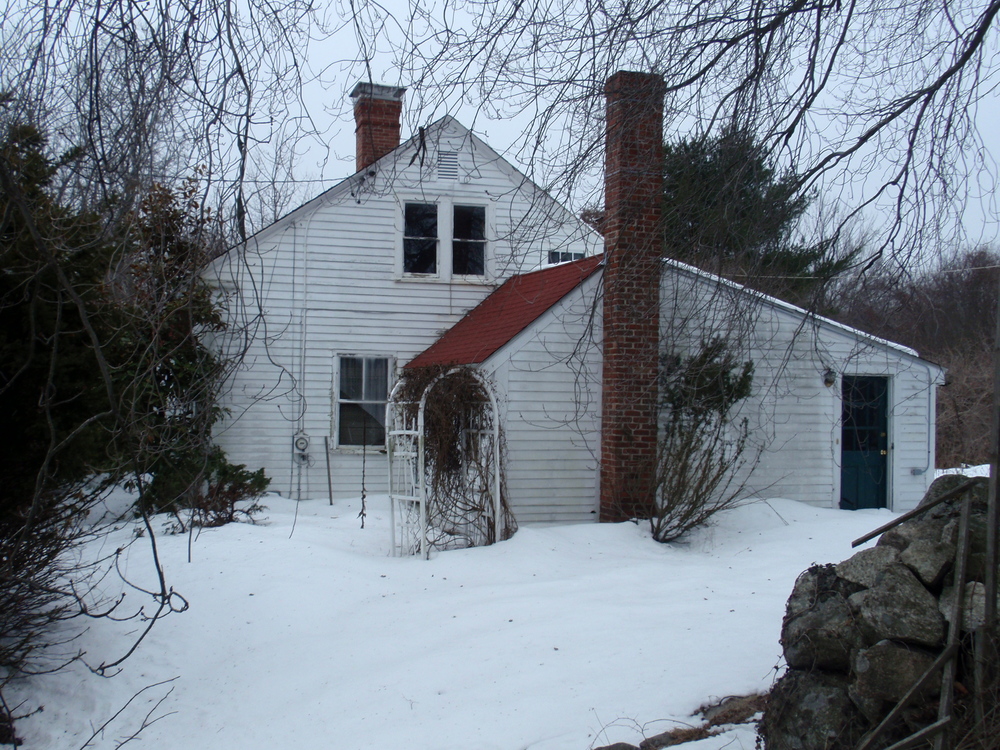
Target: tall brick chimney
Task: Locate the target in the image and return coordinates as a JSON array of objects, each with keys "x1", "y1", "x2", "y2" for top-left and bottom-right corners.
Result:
[
  {"x1": 600, "y1": 71, "x2": 665, "y2": 522},
  {"x1": 351, "y1": 82, "x2": 406, "y2": 173}
]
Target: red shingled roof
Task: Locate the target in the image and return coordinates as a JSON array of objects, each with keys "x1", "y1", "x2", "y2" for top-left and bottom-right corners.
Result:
[{"x1": 406, "y1": 255, "x2": 604, "y2": 368}]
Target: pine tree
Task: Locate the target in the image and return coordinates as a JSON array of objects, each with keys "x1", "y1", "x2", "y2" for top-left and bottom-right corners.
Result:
[
  {"x1": 0, "y1": 123, "x2": 113, "y2": 508},
  {"x1": 662, "y1": 128, "x2": 855, "y2": 306}
]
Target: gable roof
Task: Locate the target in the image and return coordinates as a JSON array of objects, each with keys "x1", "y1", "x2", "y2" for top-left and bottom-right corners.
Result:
[
  {"x1": 221, "y1": 114, "x2": 589, "y2": 256},
  {"x1": 406, "y1": 250, "x2": 942, "y2": 375},
  {"x1": 405, "y1": 255, "x2": 604, "y2": 368},
  {"x1": 223, "y1": 118, "x2": 466, "y2": 251},
  {"x1": 659, "y1": 256, "x2": 938, "y2": 364}
]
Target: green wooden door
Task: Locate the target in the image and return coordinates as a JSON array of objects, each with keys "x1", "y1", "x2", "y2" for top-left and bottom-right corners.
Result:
[{"x1": 840, "y1": 376, "x2": 889, "y2": 510}]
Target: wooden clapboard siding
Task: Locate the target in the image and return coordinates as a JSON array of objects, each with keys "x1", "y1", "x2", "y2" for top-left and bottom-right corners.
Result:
[
  {"x1": 209, "y1": 116, "x2": 597, "y2": 501},
  {"x1": 209, "y1": 110, "x2": 939, "y2": 522},
  {"x1": 659, "y1": 263, "x2": 942, "y2": 513},
  {"x1": 480, "y1": 273, "x2": 603, "y2": 524},
  {"x1": 470, "y1": 261, "x2": 942, "y2": 524}
]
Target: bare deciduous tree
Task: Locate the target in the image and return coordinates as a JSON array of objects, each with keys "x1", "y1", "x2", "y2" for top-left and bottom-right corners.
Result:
[
  {"x1": 1, "y1": 0, "x2": 320, "y2": 739},
  {"x1": 338, "y1": 0, "x2": 997, "y2": 531},
  {"x1": 837, "y1": 245, "x2": 999, "y2": 466},
  {"x1": 1, "y1": 0, "x2": 322, "y2": 239},
  {"x1": 348, "y1": 0, "x2": 998, "y2": 262}
]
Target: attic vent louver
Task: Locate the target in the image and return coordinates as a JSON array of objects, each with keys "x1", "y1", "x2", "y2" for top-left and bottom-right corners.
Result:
[{"x1": 437, "y1": 150, "x2": 459, "y2": 181}]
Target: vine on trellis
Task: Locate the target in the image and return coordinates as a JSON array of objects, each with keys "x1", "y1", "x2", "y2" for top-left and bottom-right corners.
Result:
[{"x1": 395, "y1": 366, "x2": 516, "y2": 550}]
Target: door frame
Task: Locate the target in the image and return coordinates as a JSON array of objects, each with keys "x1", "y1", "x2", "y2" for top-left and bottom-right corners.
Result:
[{"x1": 838, "y1": 374, "x2": 893, "y2": 510}]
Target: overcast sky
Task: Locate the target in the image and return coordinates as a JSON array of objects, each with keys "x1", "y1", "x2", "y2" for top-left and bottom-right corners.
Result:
[{"x1": 282, "y1": 2, "x2": 1000, "y2": 250}]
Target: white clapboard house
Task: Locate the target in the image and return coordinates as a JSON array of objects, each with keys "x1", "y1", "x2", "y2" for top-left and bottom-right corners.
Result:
[{"x1": 211, "y1": 76, "x2": 944, "y2": 525}]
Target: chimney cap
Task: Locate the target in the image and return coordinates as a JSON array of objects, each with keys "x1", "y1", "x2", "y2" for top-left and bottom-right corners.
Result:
[
  {"x1": 604, "y1": 70, "x2": 665, "y2": 98},
  {"x1": 350, "y1": 82, "x2": 406, "y2": 102}
]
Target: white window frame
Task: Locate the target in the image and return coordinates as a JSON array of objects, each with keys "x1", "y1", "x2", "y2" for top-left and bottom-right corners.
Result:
[
  {"x1": 401, "y1": 202, "x2": 440, "y2": 278},
  {"x1": 546, "y1": 250, "x2": 586, "y2": 265},
  {"x1": 333, "y1": 354, "x2": 395, "y2": 451},
  {"x1": 396, "y1": 197, "x2": 491, "y2": 282},
  {"x1": 451, "y1": 203, "x2": 488, "y2": 279}
]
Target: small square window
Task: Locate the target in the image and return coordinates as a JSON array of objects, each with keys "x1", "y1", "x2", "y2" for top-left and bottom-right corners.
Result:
[
  {"x1": 404, "y1": 203, "x2": 438, "y2": 274},
  {"x1": 453, "y1": 205, "x2": 486, "y2": 276},
  {"x1": 338, "y1": 356, "x2": 389, "y2": 446}
]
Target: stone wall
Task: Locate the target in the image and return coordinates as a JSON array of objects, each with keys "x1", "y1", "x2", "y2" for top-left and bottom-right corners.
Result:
[{"x1": 760, "y1": 475, "x2": 993, "y2": 749}]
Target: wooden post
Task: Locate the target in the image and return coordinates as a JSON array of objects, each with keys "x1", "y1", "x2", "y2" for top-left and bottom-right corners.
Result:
[
  {"x1": 986, "y1": 271, "x2": 1000, "y2": 630},
  {"x1": 976, "y1": 270, "x2": 1000, "y2": 735},
  {"x1": 935, "y1": 496, "x2": 972, "y2": 750}
]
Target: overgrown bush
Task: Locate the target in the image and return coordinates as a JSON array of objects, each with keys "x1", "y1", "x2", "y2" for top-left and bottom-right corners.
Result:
[
  {"x1": 1, "y1": 489, "x2": 87, "y2": 693},
  {"x1": 0, "y1": 125, "x2": 118, "y2": 707},
  {"x1": 652, "y1": 337, "x2": 754, "y2": 542},
  {"x1": 0, "y1": 125, "x2": 267, "y2": 734},
  {"x1": 136, "y1": 446, "x2": 269, "y2": 528},
  {"x1": 109, "y1": 180, "x2": 270, "y2": 526}
]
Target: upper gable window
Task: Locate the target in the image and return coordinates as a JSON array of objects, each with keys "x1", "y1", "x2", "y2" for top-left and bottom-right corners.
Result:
[
  {"x1": 403, "y1": 203, "x2": 438, "y2": 274},
  {"x1": 400, "y1": 200, "x2": 488, "y2": 281},
  {"x1": 453, "y1": 205, "x2": 486, "y2": 276}
]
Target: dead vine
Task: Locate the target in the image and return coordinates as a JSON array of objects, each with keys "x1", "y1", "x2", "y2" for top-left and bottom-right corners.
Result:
[{"x1": 396, "y1": 366, "x2": 516, "y2": 549}]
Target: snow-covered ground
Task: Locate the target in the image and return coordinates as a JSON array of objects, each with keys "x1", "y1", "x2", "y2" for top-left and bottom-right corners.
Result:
[
  {"x1": 936, "y1": 463, "x2": 991, "y2": 479},
  {"x1": 8, "y1": 475, "x2": 981, "y2": 750}
]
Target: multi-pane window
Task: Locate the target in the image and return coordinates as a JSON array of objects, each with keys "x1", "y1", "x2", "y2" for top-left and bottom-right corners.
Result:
[
  {"x1": 403, "y1": 203, "x2": 438, "y2": 274},
  {"x1": 547, "y1": 250, "x2": 585, "y2": 265},
  {"x1": 402, "y1": 201, "x2": 487, "y2": 278},
  {"x1": 453, "y1": 205, "x2": 486, "y2": 276},
  {"x1": 842, "y1": 376, "x2": 888, "y2": 452},
  {"x1": 338, "y1": 356, "x2": 389, "y2": 446}
]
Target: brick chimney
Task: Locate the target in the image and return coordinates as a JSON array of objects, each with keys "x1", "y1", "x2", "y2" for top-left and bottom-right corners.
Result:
[
  {"x1": 351, "y1": 82, "x2": 406, "y2": 173},
  {"x1": 600, "y1": 71, "x2": 665, "y2": 522}
]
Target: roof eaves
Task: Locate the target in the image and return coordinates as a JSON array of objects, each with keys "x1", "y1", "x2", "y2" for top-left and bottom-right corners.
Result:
[
  {"x1": 405, "y1": 255, "x2": 604, "y2": 369},
  {"x1": 662, "y1": 257, "x2": 934, "y2": 364},
  {"x1": 218, "y1": 116, "x2": 467, "y2": 257}
]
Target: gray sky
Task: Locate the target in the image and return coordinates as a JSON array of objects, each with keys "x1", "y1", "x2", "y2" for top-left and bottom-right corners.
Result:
[{"x1": 284, "y1": 1, "x2": 1000, "y2": 250}]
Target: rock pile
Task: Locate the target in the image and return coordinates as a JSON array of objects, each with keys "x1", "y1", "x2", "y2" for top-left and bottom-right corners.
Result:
[{"x1": 760, "y1": 475, "x2": 993, "y2": 750}]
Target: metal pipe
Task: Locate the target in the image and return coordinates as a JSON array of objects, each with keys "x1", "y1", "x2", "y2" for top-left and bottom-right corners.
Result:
[{"x1": 325, "y1": 436, "x2": 334, "y2": 506}]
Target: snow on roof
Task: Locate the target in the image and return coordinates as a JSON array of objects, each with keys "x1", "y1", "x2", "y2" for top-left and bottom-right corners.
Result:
[
  {"x1": 405, "y1": 251, "x2": 938, "y2": 373},
  {"x1": 660, "y1": 256, "x2": 930, "y2": 362},
  {"x1": 405, "y1": 256, "x2": 604, "y2": 368}
]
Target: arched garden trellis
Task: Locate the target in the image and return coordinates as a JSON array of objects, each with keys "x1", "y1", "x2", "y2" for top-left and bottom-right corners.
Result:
[{"x1": 386, "y1": 367, "x2": 510, "y2": 559}]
